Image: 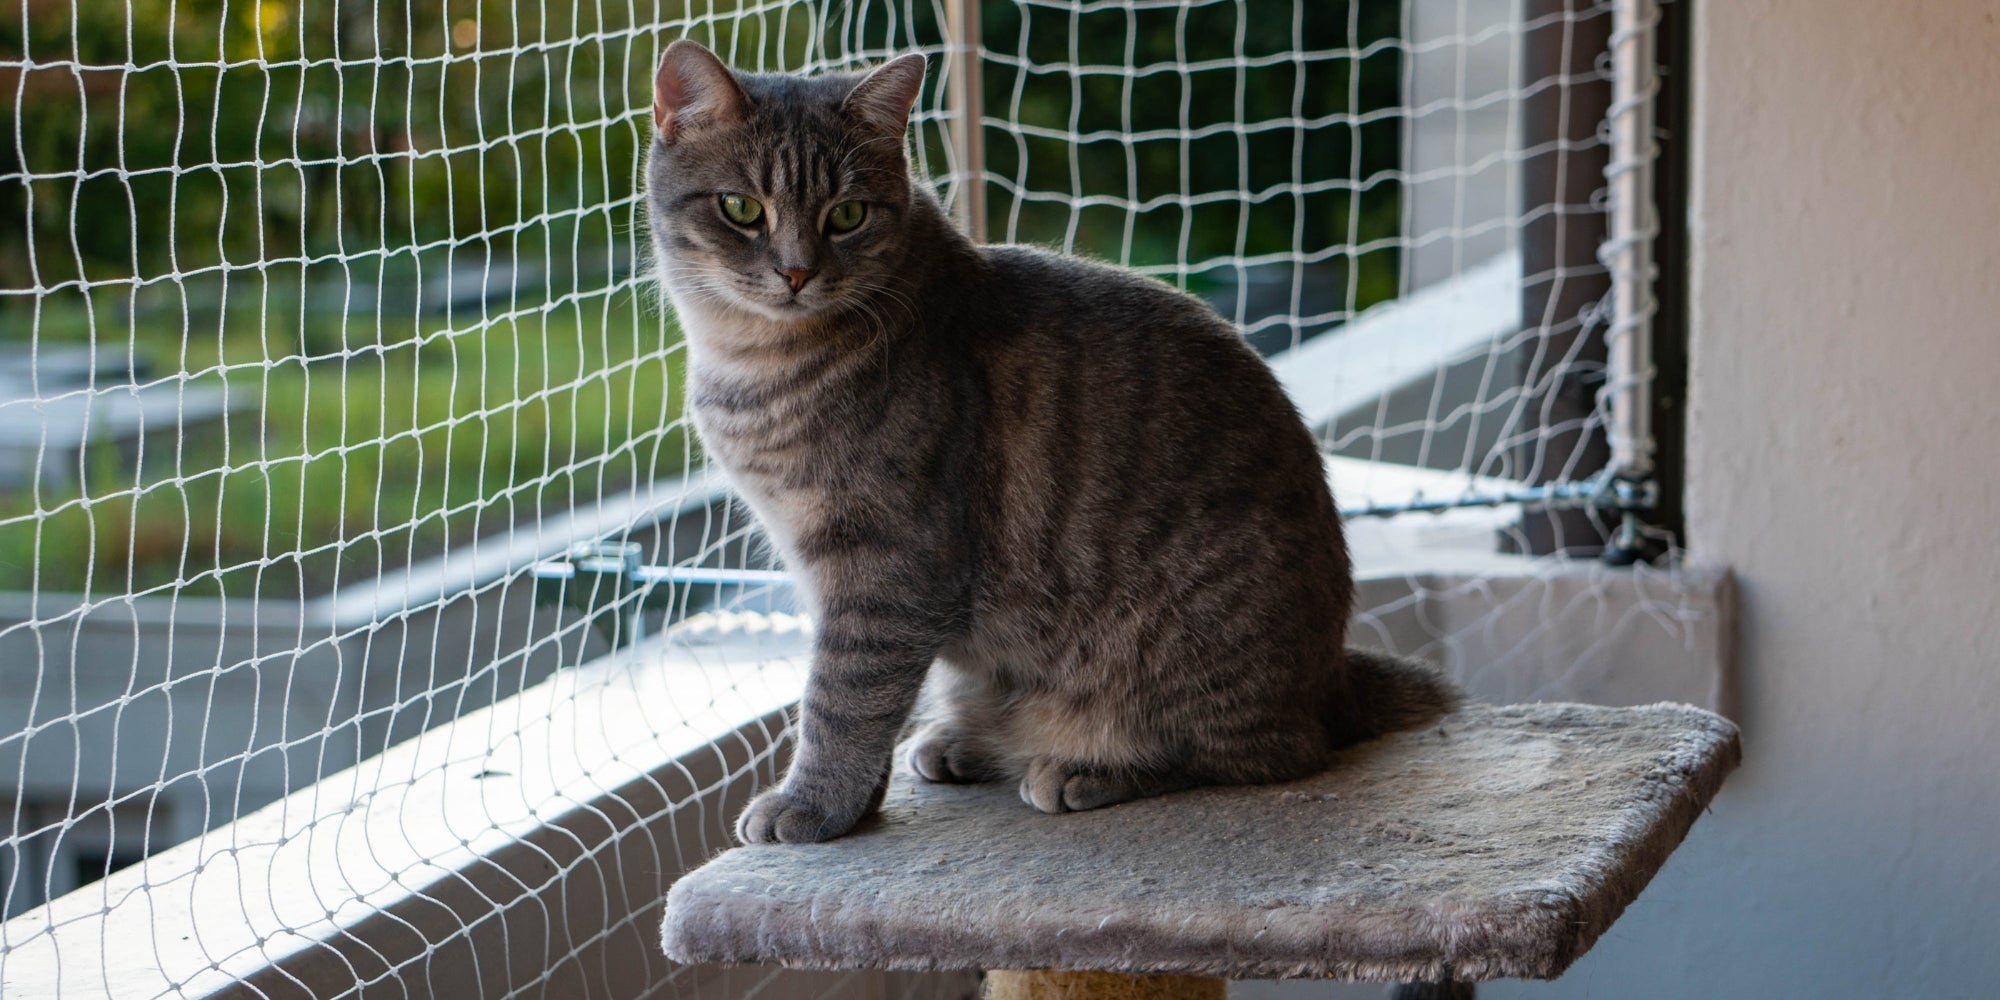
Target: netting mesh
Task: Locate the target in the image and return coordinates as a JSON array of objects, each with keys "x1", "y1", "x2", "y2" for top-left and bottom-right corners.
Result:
[{"x1": 0, "y1": 1, "x2": 1683, "y2": 995}]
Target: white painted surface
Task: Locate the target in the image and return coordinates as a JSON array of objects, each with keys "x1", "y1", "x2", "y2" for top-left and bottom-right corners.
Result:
[
  {"x1": 0, "y1": 625, "x2": 817, "y2": 997},
  {"x1": 1528, "y1": 2, "x2": 2000, "y2": 994},
  {"x1": 1270, "y1": 252, "x2": 1518, "y2": 432},
  {"x1": 1248, "y1": 1, "x2": 2000, "y2": 996},
  {"x1": 1355, "y1": 559, "x2": 1732, "y2": 715}
]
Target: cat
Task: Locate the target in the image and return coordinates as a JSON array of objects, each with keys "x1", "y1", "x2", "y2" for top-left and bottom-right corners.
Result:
[{"x1": 645, "y1": 40, "x2": 1461, "y2": 845}]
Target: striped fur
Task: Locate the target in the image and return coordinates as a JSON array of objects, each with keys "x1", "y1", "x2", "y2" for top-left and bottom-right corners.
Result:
[{"x1": 647, "y1": 42, "x2": 1460, "y2": 844}]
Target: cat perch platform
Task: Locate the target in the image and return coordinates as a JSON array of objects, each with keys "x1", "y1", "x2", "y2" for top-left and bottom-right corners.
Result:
[{"x1": 661, "y1": 702, "x2": 1740, "y2": 996}]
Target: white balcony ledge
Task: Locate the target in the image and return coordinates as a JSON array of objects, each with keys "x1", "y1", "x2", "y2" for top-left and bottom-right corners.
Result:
[{"x1": 0, "y1": 621, "x2": 979, "y2": 998}]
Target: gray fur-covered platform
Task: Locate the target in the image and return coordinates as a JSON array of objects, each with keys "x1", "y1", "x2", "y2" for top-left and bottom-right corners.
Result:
[{"x1": 662, "y1": 702, "x2": 1740, "y2": 983}]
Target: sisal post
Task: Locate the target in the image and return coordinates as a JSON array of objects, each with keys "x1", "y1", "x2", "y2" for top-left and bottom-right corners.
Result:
[
  {"x1": 984, "y1": 970, "x2": 1226, "y2": 1000},
  {"x1": 1390, "y1": 981, "x2": 1477, "y2": 999}
]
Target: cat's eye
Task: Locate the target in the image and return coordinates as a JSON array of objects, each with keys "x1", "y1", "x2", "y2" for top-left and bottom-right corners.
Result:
[
  {"x1": 719, "y1": 194, "x2": 764, "y2": 227},
  {"x1": 827, "y1": 200, "x2": 867, "y2": 233}
]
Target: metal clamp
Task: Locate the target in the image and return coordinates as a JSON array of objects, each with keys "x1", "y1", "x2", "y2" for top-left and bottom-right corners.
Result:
[{"x1": 530, "y1": 541, "x2": 791, "y2": 648}]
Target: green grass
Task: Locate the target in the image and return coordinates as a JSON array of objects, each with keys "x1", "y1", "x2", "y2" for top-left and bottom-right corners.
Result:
[{"x1": 0, "y1": 287, "x2": 690, "y2": 600}]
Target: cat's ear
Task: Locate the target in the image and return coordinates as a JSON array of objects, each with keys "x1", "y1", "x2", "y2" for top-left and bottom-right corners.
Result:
[
  {"x1": 841, "y1": 53, "x2": 927, "y2": 137},
  {"x1": 655, "y1": 40, "x2": 749, "y2": 142}
]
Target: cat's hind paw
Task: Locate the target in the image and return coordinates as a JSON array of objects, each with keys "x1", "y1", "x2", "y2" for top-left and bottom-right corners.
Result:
[
  {"x1": 907, "y1": 724, "x2": 1004, "y2": 784},
  {"x1": 908, "y1": 724, "x2": 1008, "y2": 784},
  {"x1": 908, "y1": 736, "x2": 964, "y2": 783},
  {"x1": 1018, "y1": 757, "x2": 1175, "y2": 814}
]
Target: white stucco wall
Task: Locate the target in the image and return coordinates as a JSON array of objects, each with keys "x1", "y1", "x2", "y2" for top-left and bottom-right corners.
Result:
[
  {"x1": 1248, "y1": 2, "x2": 2000, "y2": 996},
  {"x1": 1500, "y1": 1, "x2": 2000, "y2": 994}
]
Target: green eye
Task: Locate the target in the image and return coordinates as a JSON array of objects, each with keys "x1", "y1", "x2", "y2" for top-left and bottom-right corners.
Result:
[
  {"x1": 719, "y1": 194, "x2": 763, "y2": 226},
  {"x1": 827, "y1": 200, "x2": 866, "y2": 233}
]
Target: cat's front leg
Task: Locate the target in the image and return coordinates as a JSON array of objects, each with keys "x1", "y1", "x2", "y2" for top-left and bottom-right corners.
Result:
[{"x1": 736, "y1": 605, "x2": 937, "y2": 844}]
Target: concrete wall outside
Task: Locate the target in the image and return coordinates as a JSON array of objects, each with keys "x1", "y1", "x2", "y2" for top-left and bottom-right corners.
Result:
[{"x1": 1247, "y1": 1, "x2": 2000, "y2": 996}]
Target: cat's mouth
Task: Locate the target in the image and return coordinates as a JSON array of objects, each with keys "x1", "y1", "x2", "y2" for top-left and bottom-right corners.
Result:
[
  {"x1": 760, "y1": 290, "x2": 822, "y2": 314},
  {"x1": 732, "y1": 285, "x2": 834, "y2": 322},
  {"x1": 670, "y1": 266, "x2": 843, "y2": 323}
]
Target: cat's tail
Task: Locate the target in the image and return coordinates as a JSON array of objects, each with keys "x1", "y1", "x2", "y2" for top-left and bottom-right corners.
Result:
[{"x1": 1335, "y1": 647, "x2": 1464, "y2": 743}]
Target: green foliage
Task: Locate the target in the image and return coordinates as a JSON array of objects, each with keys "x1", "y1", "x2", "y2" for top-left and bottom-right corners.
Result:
[
  {"x1": 0, "y1": 0, "x2": 654, "y2": 288},
  {"x1": 980, "y1": 0, "x2": 1403, "y2": 306},
  {"x1": 0, "y1": 0, "x2": 679, "y2": 597}
]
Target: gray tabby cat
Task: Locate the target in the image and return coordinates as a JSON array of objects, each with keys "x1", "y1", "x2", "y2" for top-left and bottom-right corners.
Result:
[{"x1": 646, "y1": 41, "x2": 1460, "y2": 845}]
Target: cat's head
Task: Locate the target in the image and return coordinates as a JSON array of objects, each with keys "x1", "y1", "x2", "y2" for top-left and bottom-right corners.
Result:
[{"x1": 646, "y1": 40, "x2": 928, "y2": 327}]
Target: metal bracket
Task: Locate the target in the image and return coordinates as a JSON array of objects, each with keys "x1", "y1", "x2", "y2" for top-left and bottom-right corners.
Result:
[
  {"x1": 530, "y1": 541, "x2": 791, "y2": 648},
  {"x1": 1602, "y1": 474, "x2": 1661, "y2": 566}
]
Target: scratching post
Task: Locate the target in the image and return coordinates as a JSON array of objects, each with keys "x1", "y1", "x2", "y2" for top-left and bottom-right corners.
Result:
[
  {"x1": 985, "y1": 970, "x2": 1224, "y2": 999},
  {"x1": 1389, "y1": 983, "x2": 1477, "y2": 1000},
  {"x1": 663, "y1": 703, "x2": 1739, "y2": 992}
]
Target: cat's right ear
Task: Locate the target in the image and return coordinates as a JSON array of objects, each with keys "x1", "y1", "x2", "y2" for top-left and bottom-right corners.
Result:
[
  {"x1": 842, "y1": 53, "x2": 927, "y2": 138},
  {"x1": 655, "y1": 40, "x2": 749, "y2": 142}
]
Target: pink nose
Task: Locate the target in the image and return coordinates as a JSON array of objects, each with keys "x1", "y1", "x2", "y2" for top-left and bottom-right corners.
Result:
[{"x1": 780, "y1": 268, "x2": 817, "y2": 292}]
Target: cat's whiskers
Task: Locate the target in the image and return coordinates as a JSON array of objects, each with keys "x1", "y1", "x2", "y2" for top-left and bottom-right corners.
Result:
[
  {"x1": 837, "y1": 275, "x2": 920, "y2": 369},
  {"x1": 839, "y1": 289, "x2": 894, "y2": 367},
  {"x1": 657, "y1": 259, "x2": 748, "y2": 311},
  {"x1": 850, "y1": 281, "x2": 918, "y2": 339}
]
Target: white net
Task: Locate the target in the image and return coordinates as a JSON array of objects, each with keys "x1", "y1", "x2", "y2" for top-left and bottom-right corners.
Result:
[{"x1": 0, "y1": 0, "x2": 1690, "y2": 996}]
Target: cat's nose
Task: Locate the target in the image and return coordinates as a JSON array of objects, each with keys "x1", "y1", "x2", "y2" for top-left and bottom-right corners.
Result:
[{"x1": 778, "y1": 267, "x2": 818, "y2": 293}]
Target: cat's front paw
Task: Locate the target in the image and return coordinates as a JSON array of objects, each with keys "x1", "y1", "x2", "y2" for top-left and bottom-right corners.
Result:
[{"x1": 735, "y1": 788, "x2": 855, "y2": 844}]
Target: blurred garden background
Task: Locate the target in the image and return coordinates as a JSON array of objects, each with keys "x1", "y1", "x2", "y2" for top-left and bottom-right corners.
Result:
[{"x1": 0, "y1": 0, "x2": 1400, "y2": 601}]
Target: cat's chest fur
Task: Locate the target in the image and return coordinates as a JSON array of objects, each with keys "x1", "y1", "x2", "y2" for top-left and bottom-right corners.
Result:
[{"x1": 679, "y1": 308, "x2": 891, "y2": 563}]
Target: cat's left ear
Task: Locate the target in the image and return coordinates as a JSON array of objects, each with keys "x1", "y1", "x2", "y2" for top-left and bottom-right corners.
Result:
[{"x1": 842, "y1": 53, "x2": 927, "y2": 137}]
